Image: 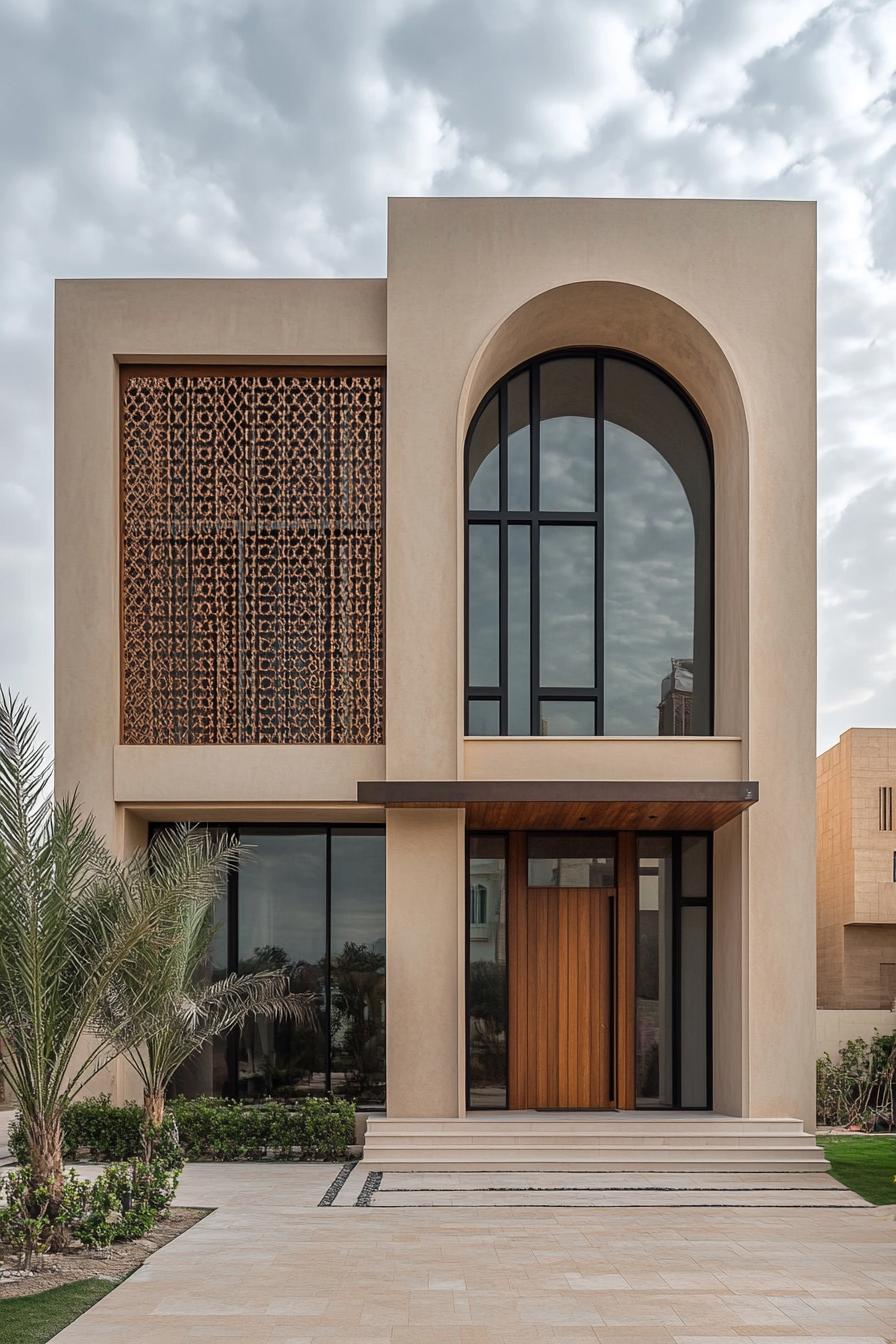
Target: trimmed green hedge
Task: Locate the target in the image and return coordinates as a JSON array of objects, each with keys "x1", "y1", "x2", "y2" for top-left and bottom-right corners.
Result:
[{"x1": 8, "y1": 1094, "x2": 355, "y2": 1165}]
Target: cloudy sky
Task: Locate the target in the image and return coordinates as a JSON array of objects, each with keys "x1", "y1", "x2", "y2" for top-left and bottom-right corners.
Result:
[{"x1": 1, "y1": 0, "x2": 894, "y2": 751}]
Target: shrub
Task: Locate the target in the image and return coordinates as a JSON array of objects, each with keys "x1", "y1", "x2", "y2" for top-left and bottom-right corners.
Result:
[
  {"x1": 10, "y1": 1095, "x2": 356, "y2": 1166},
  {"x1": 817, "y1": 1032, "x2": 896, "y2": 1130},
  {"x1": 0, "y1": 1156, "x2": 179, "y2": 1261},
  {"x1": 0, "y1": 1167, "x2": 90, "y2": 1268},
  {"x1": 9, "y1": 1095, "x2": 178, "y2": 1168},
  {"x1": 0, "y1": 1167, "x2": 55, "y2": 1269},
  {"x1": 169, "y1": 1095, "x2": 355, "y2": 1162}
]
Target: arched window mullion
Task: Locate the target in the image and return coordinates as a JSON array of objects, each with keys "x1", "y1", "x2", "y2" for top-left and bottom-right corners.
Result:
[
  {"x1": 529, "y1": 360, "x2": 540, "y2": 736},
  {"x1": 498, "y1": 382, "x2": 508, "y2": 735},
  {"x1": 595, "y1": 354, "x2": 605, "y2": 735}
]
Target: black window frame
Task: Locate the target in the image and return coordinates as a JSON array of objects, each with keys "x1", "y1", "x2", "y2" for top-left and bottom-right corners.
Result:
[
  {"x1": 149, "y1": 822, "x2": 386, "y2": 1110},
  {"x1": 464, "y1": 347, "x2": 715, "y2": 737},
  {"x1": 635, "y1": 831, "x2": 713, "y2": 1111}
]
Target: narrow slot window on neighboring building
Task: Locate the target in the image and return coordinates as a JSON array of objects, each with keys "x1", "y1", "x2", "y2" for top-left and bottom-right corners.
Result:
[
  {"x1": 880, "y1": 963, "x2": 896, "y2": 1011},
  {"x1": 880, "y1": 786, "x2": 893, "y2": 830}
]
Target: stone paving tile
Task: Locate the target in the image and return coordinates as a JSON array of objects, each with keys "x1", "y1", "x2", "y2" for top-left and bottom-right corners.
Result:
[{"x1": 49, "y1": 1165, "x2": 896, "y2": 1344}]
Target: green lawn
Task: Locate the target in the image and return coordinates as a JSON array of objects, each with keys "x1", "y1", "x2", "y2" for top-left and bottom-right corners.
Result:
[
  {"x1": 0, "y1": 1278, "x2": 114, "y2": 1344},
  {"x1": 819, "y1": 1134, "x2": 896, "y2": 1205}
]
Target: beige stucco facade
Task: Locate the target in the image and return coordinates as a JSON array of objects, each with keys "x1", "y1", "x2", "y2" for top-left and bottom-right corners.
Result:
[
  {"x1": 55, "y1": 197, "x2": 817, "y2": 1129},
  {"x1": 817, "y1": 728, "x2": 896, "y2": 1011}
]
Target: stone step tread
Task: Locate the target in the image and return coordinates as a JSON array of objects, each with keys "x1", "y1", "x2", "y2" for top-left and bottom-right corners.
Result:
[
  {"x1": 360, "y1": 1155, "x2": 832, "y2": 1166},
  {"x1": 365, "y1": 1118, "x2": 805, "y2": 1128},
  {"x1": 365, "y1": 1133, "x2": 821, "y2": 1146}
]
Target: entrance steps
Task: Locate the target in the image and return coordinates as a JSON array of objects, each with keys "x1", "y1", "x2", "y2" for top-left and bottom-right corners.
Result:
[{"x1": 359, "y1": 1112, "x2": 828, "y2": 1172}]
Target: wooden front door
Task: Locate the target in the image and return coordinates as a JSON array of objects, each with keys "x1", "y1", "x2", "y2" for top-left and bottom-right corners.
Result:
[{"x1": 508, "y1": 881, "x2": 616, "y2": 1109}]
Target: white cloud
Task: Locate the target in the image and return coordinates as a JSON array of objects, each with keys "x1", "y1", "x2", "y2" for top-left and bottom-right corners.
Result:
[{"x1": 0, "y1": 0, "x2": 893, "y2": 749}]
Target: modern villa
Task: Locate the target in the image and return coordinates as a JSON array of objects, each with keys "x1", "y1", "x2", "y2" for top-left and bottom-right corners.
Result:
[{"x1": 55, "y1": 196, "x2": 824, "y2": 1170}]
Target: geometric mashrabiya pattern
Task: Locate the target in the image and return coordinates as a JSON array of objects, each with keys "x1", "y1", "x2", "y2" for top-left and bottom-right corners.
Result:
[{"x1": 121, "y1": 370, "x2": 383, "y2": 745}]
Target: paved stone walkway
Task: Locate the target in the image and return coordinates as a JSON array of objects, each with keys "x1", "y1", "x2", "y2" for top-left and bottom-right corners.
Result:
[{"x1": 49, "y1": 1162, "x2": 896, "y2": 1343}]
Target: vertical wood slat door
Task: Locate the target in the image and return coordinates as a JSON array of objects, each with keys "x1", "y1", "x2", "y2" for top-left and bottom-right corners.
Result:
[{"x1": 509, "y1": 885, "x2": 615, "y2": 1109}]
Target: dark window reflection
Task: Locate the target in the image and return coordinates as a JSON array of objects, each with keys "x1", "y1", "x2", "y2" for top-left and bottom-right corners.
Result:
[
  {"x1": 171, "y1": 834, "x2": 231, "y2": 1099},
  {"x1": 238, "y1": 830, "x2": 327, "y2": 1100},
  {"x1": 167, "y1": 825, "x2": 386, "y2": 1108},
  {"x1": 468, "y1": 836, "x2": 507, "y2": 1108},
  {"x1": 330, "y1": 831, "x2": 386, "y2": 1106}
]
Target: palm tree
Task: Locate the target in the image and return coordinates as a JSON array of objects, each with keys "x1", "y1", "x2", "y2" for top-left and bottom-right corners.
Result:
[
  {"x1": 0, "y1": 691, "x2": 184, "y2": 1208},
  {"x1": 99, "y1": 825, "x2": 315, "y2": 1154}
]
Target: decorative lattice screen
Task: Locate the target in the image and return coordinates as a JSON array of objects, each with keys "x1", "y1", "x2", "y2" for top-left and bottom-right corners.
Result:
[{"x1": 121, "y1": 369, "x2": 383, "y2": 745}]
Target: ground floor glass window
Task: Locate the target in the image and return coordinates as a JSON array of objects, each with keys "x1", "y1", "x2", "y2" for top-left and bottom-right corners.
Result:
[{"x1": 167, "y1": 825, "x2": 386, "y2": 1107}]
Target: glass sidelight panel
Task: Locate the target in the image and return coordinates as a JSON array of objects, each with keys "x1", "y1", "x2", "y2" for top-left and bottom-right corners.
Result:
[
  {"x1": 468, "y1": 836, "x2": 507, "y2": 1108},
  {"x1": 636, "y1": 838, "x2": 674, "y2": 1107},
  {"x1": 636, "y1": 834, "x2": 710, "y2": 1109},
  {"x1": 238, "y1": 830, "x2": 328, "y2": 1099},
  {"x1": 680, "y1": 905, "x2": 708, "y2": 1107}
]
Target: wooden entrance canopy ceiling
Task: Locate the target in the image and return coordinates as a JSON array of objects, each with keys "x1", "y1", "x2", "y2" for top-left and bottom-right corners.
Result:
[{"x1": 355, "y1": 780, "x2": 758, "y2": 831}]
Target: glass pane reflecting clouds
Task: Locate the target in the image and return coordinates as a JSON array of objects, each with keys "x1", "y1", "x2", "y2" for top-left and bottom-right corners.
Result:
[
  {"x1": 468, "y1": 699, "x2": 500, "y2": 735},
  {"x1": 507, "y1": 372, "x2": 530, "y2": 510},
  {"x1": 468, "y1": 525, "x2": 500, "y2": 686},
  {"x1": 507, "y1": 526, "x2": 530, "y2": 733},
  {"x1": 539, "y1": 359, "x2": 594, "y2": 510},
  {"x1": 539, "y1": 700, "x2": 595, "y2": 736},
  {"x1": 467, "y1": 394, "x2": 499, "y2": 510},
  {"x1": 603, "y1": 359, "x2": 709, "y2": 736},
  {"x1": 540, "y1": 525, "x2": 594, "y2": 686}
]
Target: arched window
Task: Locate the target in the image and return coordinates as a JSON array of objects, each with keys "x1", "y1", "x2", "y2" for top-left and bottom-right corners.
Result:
[{"x1": 465, "y1": 350, "x2": 712, "y2": 737}]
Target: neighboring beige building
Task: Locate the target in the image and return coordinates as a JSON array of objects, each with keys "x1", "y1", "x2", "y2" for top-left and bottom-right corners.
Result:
[
  {"x1": 55, "y1": 197, "x2": 825, "y2": 1169},
  {"x1": 817, "y1": 729, "x2": 896, "y2": 1016}
]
